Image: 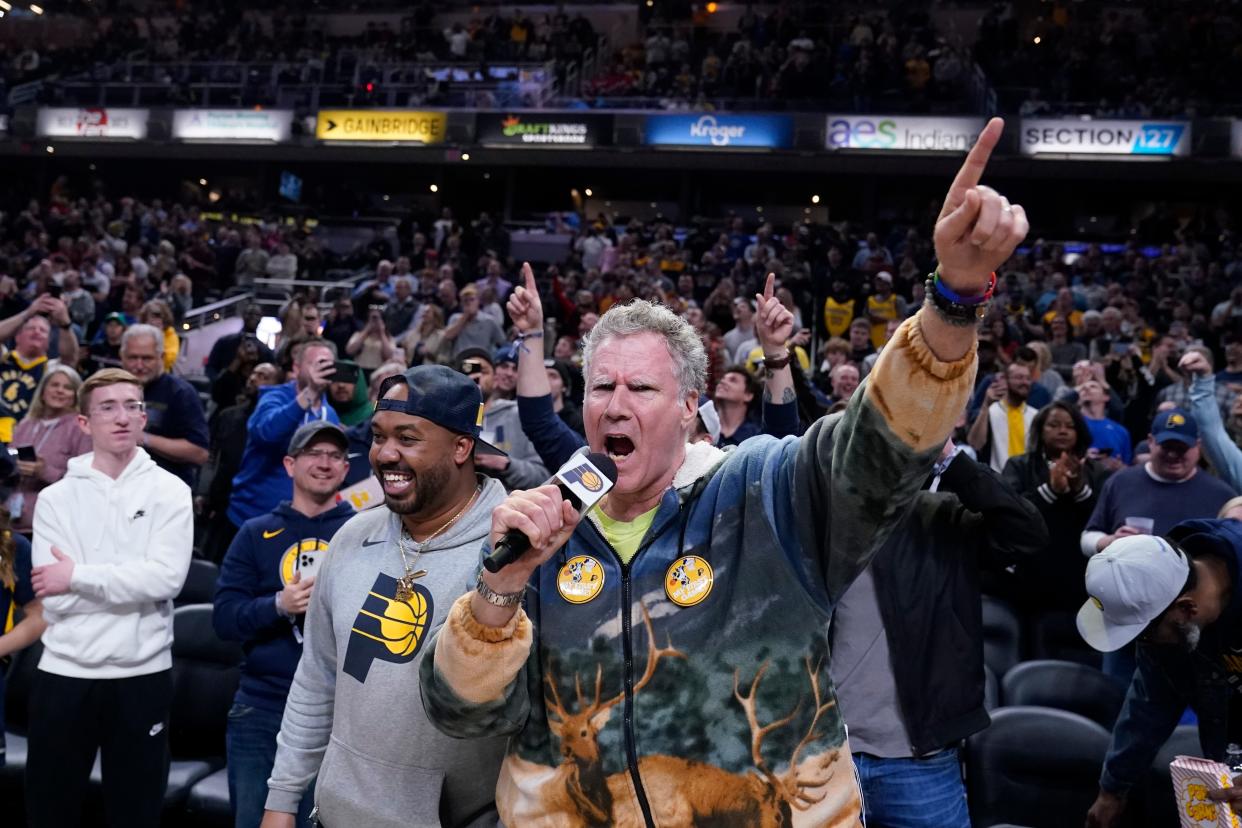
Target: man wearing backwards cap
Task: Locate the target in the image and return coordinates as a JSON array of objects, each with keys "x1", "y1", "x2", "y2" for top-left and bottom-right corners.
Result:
[
  {"x1": 261, "y1": 365, "x2": 508, "y2": 828},
  {"x1": 1082, "y1": 520, "x2": 1242, "y2": 827}
]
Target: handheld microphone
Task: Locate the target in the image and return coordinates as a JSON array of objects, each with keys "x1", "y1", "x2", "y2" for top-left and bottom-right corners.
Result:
[{"x1": 482, "y1": 450, "x2": 618, "y2": 573}]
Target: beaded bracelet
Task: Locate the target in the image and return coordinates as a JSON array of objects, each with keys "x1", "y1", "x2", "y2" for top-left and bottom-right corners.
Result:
[{"x1": 924, "y1": 270, "x2": 996, "y2": 326}]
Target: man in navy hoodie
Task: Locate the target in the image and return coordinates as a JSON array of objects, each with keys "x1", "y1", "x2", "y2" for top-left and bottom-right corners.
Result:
[{"x1": 214, "y1": 420, "x2": 354, "y2": 828}]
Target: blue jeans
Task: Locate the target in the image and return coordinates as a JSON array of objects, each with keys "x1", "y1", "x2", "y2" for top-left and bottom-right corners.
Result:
[
  {"x1": 226, "y1": 702, "x2": 316, "y2": 828},
  {"x1": 853, "y1": 748, "x2": 971, "y2": 828}
]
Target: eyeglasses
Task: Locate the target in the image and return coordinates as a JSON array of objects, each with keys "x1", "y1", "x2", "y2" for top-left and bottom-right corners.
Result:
[
  {"x1": 299, "y1": 448, "x2": 347, "y2": 463},
  {"x1": 90, "y1": 400, "x2": 146, "y2": 419}
]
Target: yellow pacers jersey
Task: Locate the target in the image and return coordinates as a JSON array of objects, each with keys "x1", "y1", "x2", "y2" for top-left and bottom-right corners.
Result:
[
  {"x1": 867, "y1": 294, "x2": 898, "y2": 349},
  {"x1": 823, "y1": 297, "x2": 856, "y2": 338}
]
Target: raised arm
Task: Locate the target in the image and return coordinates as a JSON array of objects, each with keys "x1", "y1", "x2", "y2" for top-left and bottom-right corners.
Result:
[
  {"x1": 510, "y1": 262, "x2": 588, "y2": 470},
  {"x1": 796, "y1": 118, "x2": 1029, "y2": 602},
  {"x1": 1182, "y1": 351, "x2": 1242, "y2": 491}
]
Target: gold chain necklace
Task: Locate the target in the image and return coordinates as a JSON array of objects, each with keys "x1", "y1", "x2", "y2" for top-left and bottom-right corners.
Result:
[{"x1": 394, "y1": 485, "x2": 482, "y2": 601}]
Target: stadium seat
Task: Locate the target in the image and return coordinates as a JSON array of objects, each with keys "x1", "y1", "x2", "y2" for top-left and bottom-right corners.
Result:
[
  {"x1": 983, "y1": 663, "x2": 1000, "y2": 712},
  {"x1": 982, "y1": 596, "x2": 1023, "y2": 677},
  {"x1": 1001, "y1": 660, "x2": 1125, "y2": 729},
  {"x1": 184, "y1": 767, "x2": 233, "y2": 827},
  {"x1": 965, "y1": 706, "x2": 1111, "y2": 828},
  {"x1": 84, "y1": 603, "x2": 242, "y2": 814},
  {"x1": 1029, "y1": 611, "x2": 1102, "y2": 669},
  {"x1": 0, "y1": 639, "x2": 42, "y2": 802},
  {"x1": 177, "y1": 558, "x2": 221, "y2": 606}
]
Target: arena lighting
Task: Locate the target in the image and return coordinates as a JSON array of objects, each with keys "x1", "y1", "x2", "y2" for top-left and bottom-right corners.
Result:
[
  {"x1": 706, "y1": 2, "x2": 718, "y2": 12},
  {"x1": 584, "y1": 188, "x2": 593, "y2": 197},
  {"x1": 811, "y1": 194, "x2": 820, "y2": 204},
  {"x1": 45, "y1": 145, "x2": 53, "y2": 154},
  {"x1": 0, "y1": 2, "x2": 11, "y2": 11},
  {"x1": 429, "y1": 184, "x2": 439, "y2": 193},
  {"x1": 1033, "y1": 36, "x2": 1042, "y2": 44},
  {"x1": 198, "y1": 178, "x2": 207, "y2": 185},
  {"x1": 460, "y1": 152, "x2": 470, "y2": 160},
  {"x1": 29, "y1": 3, "x2": 42, "y2": 13}
]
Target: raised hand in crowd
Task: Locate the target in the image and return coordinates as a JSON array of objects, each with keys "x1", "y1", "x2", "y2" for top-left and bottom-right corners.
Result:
[
  {"x1": 1048, "y1": 451, "x2": 1085, "y2": 496},
  {"x1": 506, "y1": 261, "x2": 544, "y2": 334},
  {"x1": 754, "y1": 272, "x2": 795, "y2": 355},
  {"x1": 1179, "y1": 349, "x2": 1213, "y2": 378}
]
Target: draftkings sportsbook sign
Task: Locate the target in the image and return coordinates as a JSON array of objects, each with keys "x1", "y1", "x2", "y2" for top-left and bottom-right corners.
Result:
[{"x1": 476, "y1": 113, "x2": 610, "y2": 147}]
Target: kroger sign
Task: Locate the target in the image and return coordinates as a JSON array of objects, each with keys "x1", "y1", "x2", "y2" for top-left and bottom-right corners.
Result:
[
  {"x1": 1020, "y1": 119, "x2": 1191, "y2": 157},
  {"x1": 644, "y1": 114, "x2": 792, "y2": 149}
]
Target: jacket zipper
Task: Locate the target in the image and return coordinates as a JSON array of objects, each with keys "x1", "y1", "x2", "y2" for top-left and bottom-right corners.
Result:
[{"x1": 583, "y1": 510, "x2": 683, "y2": 828}]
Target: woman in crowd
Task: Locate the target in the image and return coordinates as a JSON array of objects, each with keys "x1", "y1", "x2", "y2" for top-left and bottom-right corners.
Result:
[
  {"x1": 1000, "y1": 400, "x2": 1114, "y2": 614},
  {"x1": 140, "y1": 299, "x2": 180, "y2": 373},
  {"x1": 346, "y1": 305, "x2": 397, "y2": 378},
  {"x1": 400, "y1": 304, "x2": 450, "y2": 366},
  {"x1": 10, "y1": 366, "x2": 92, "y2": 536}
]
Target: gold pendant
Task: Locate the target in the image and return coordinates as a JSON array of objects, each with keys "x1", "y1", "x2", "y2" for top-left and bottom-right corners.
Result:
[{"x1": 395, "y1": 569, "x2": 427, "y2": 601}]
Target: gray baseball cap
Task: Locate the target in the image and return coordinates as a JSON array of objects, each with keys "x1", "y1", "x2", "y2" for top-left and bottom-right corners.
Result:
[{"x1": 287, "y1": 421, "x2": 349, "y2": 457}]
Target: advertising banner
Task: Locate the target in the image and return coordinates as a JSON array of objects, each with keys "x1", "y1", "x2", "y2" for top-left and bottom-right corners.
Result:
[
  {"x1": 1020, "y1": 118, "x2": 1191, "y2": 156},
  {"x1": 825, "y1": 115, "x2": 986, "y2": 151},
  {"x1": 644, "y1": 114, "x2": 792, "y2": 149},
  {"x1": 172, "y1": 109, "x2": 293, "y2": 142},
  {"x1": 476, "y1": 112, "x2": 610, "y2": 146},
  {"x1": 37, "y1": 107, "x2": 149, "y2": 139},
  {"x1": 315, "y1": 110, "x2": 446, "y2": 143}
]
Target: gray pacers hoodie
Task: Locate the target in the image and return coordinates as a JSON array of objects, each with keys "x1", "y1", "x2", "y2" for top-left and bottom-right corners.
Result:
[{"x1": 267, "y1": 477, "x2": 508, "y2": 827}]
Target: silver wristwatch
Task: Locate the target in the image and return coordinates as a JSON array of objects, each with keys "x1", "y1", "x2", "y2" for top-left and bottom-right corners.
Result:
[{"x1": 475, "y1": 572, "x2": 526, "y2": 607}]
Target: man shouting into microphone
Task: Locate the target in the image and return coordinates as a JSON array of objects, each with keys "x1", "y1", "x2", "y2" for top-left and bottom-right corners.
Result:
[
  {"x1": 260, "y1": 365, "x2": 509, "y2": 828},
  {"x1": 422, "y1": 119, "x2": 1029, "y2": 826}
]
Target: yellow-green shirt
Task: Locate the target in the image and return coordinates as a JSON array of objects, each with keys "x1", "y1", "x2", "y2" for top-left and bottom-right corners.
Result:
[{"x1": 597, "y1": 505, "x2": 659, "y2": 565}]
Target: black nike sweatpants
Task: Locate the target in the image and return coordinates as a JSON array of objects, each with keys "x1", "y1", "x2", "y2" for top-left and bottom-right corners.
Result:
[{"x1": 25, "y1": 668, "x2": 173, "y2": 828}]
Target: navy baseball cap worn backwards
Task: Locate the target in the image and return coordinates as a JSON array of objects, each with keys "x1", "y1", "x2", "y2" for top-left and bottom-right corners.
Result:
[
  {"x1": 375, "y1": 365, "x2": 506, "y2": 456},
  {"x1": 1151, "y1": 408, "x2": 1198, "y2": 446}
]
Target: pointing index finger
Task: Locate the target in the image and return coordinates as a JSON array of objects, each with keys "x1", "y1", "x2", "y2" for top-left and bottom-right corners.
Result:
[
  {"x1": 763, "y1": 272, "x2": 775, "y2": 302},
  {"x1": 946, "y1": 117, "x2": 1004, "y2": 206},
  {"x1": 522, "y1": 261, "x2": 536, "y2": 292}
]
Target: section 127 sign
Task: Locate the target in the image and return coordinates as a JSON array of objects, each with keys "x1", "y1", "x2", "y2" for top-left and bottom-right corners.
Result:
[
  {"x1": 644, "y1": 114, "x2": 792, "y2": 149},
  {"x1": 1020, "y1": 119, "x2": 1191, "y2": 157},
  {"x1": 476, "y1": 112, "x2": 610, "y2": 147}
]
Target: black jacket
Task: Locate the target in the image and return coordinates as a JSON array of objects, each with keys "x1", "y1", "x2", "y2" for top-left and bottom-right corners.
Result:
[
  {"x1": 867, "y1": 452, "x2": 1047, "y2": 756},
  {"x1": 1000, "y1": 452, "x2": 1113, "y2": 611}
]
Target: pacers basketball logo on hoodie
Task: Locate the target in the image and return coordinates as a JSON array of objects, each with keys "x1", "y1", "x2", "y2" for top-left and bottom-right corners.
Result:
[{"x1": 343, "y1": 573, "x2": 433, "y2": 682}]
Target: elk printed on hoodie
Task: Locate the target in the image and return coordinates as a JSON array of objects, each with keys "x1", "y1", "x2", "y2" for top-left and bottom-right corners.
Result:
[{"x1": 421, "y1": 311, "x2": 977, "y2": 828}]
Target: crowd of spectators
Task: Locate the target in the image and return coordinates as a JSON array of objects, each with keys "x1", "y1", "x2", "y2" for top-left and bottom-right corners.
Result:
[
  {"x1": 586, "y1": 6, "x2": 968, "y2": 110},
  {"x1": 3, "y1": 166, "x2": 1242, "y2": 821},
  {"x1": 978, "y1": 0, "x2": 1242, "y2": 118}
]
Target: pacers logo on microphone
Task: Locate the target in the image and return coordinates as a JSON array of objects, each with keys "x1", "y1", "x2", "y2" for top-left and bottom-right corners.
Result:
[
  {"x1": 556, "y1": 456, "x2": 614, "y2": 508},
  {"x1": 563, "y1": 464, "x2": 604, "y2": 492}
]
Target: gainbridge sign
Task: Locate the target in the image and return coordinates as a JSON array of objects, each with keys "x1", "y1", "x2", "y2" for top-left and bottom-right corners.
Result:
[{"x1": 315, "y1": 110, "x2": 447, "y2": 143}]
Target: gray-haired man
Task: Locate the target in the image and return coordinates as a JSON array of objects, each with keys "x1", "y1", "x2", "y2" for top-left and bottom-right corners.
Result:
[{"x1": 120, "y1": 323, "x2": 210, "y2": 485}]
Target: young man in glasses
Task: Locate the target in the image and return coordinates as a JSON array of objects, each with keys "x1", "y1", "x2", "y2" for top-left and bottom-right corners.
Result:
[
  {"x1": 214, "y1": 421, "x2": 355, "y2": 828},
  {"x1": 26, "y1": 367, "x2": 193, "y2": 828}
]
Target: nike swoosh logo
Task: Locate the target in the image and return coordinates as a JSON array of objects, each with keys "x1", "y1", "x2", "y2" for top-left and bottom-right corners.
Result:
[
  {"x1": 263, "y1": 529, "x2": 285, "y2": 539},
  {"x1": 361, "y1": 538, "x2": 386, "y2": 547}
]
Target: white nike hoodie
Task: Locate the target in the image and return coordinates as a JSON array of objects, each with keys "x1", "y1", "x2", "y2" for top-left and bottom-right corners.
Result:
[{"x1": 33, "y1": 449, "x2": 193, "y2": 678}]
